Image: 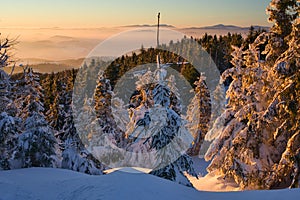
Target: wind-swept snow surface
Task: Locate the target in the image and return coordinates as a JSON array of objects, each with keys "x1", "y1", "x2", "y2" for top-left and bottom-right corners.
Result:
[{"x1": 0, "y1": 168, "x2": 300, "y2": 200}]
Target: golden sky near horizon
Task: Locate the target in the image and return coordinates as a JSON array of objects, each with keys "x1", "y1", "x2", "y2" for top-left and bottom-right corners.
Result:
[
  {"x1": 1, "y1": 0, "x2": 271, "y2": 28},
  {"x1": 1, "y1": 0, "x2": 272, "y2": 60}
]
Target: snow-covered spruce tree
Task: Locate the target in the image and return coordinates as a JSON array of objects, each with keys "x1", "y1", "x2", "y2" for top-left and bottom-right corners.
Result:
[
  {"x1": 167, "y1": 75, "x2": 182, "y2": 115},
  {"x1": 205, "y1": 36, "x2": 272, "y2": 189},
  {"x1": 150, "y1": 67, "x2": 197, "y2": 187},
  {"x1": 56, "y1": 78, "x2": 75, "y2": 141},
  {"x1": 265, "y1": 0, "x2": 298, "y2": 64},
  {"x1": 71, "y1": 63, "x2": 108, "y2": 174},
  {"x1": 123, "y1": 70, "x2": 155, "y2": 167},
  {"x1": 75, "y1": 70, "x2": 126, "y2": 168},
  {"x1": 17, "y1": 112, "x2": 57, "y2": 168},
  {"x1": 205, "y1": 1, "x2": 299, "y2": 189},
  {"x1": 0, "y1": 35, "x2": 20, "y2": 170},
  {"x1": 94, "y1": 70, "x2": 112, "y2": 121},
  {"x1": 45, "y1": 70, "x2": 75, "y2": 138},
  {"x1": 0, "y1": 70, "x2": 11, "y2": 114},
  {"x1": 62, "y1": 93, "x2": 104, "y2": 174},
  {"x1": 43, "y1": 72, "x2": 75, "y2": 169},
  {"x1": 126, "y1": 65, "x2": 197, "y2": 187},
  {"x1": 266, "y1": 17, "x2": 300, "y2": 189},
  {"x1": 186, "y1": 74, "x2": 211, "y2": 156},
  {"x1": 14, "y1": 68, "x2": 57, "y2": 168},
  {"x1": 13, "y1": 67, "x2": 44, "y2": 120},
  {"x1": 93, "y1": 70, "x2": 124, "y2": 146},
  {"x1": 45, "y1": 79, "x2": 66, "y2": 132},
  {"x1": 72, "y1": 62, "x2": 88, "y2": 111},
  {"x1": 61, "y1": 136, "x2": 104, "y2": 175},
  {"x1": 124, "y1": 70, "x2": 156, "y2": 168},
  {"x1": 0, "y1": 112, "x2": 19, "y2": 170}
]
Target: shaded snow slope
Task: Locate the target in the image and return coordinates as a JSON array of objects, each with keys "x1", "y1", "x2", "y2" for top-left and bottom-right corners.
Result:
[
  {"x1": 0, "y1": 168, "x2": 300, "y2": 200},
  {"x1": 191, "y1": 156, "x2": 210, "y2": 177}
]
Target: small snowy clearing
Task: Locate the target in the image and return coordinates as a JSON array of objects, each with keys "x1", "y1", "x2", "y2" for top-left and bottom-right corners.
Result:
[{"x1": 187, "y1": 156, "x2": 240, "y2": 191}]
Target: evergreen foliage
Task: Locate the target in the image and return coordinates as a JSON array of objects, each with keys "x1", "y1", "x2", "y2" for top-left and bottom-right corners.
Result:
[{"x1": 205, "y1": 0, "x2": 299, "y2": 189}]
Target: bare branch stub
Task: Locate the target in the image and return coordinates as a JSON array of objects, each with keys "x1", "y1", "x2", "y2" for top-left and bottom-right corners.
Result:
[{"x1": 0, "y1": 34, "x2": 18, "y2": 72}]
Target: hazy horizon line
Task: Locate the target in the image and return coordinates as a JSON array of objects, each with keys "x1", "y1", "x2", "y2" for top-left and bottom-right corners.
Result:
[{"x1": 0, "y1": 23, "x2": 271, "y2": 30}]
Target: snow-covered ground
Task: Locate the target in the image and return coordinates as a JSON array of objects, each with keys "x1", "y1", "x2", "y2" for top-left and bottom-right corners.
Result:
[
  {"x1": 0, "y1": 167, "x2": 300, "y2": 200},
  {"x1": 188, "y1": 171, "x2": 240, "y2": 192},
  {"x1": 186, "y1": 157, "x2": 240, "y2": 191}
]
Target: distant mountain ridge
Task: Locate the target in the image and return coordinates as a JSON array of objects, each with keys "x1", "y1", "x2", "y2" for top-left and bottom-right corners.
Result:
[
  {"x1": 121, "y1": 24, "x2": 175, "y2": 28},
  {"x1": 16, "y1": 56, "x2": 115, "y2": 66},
  {"x1": 182, "y1": 24, "x2": 270, "y2": 31},
  {"x1": 119, "y1": 24, "x2": 270, "y2": 31}
]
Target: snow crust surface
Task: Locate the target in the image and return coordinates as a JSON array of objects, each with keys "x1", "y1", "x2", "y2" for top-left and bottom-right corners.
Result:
[{"x1": 1, "y1": 167, "x2": 300, "y2": 200}]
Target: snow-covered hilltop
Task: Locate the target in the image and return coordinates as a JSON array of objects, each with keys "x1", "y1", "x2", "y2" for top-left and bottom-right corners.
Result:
[{"x1": 0, "y1": 167, "x2": 299, "y2": 200}]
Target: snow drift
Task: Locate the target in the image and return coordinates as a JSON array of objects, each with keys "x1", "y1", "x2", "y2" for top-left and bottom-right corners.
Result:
[{"x1": 0, "y1": 168, "x2": 299, "y2": 200}]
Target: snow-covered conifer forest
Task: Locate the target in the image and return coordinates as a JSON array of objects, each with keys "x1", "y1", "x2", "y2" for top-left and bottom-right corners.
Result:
[{"x1": 0, "y1": 0, "x2": 299, "y2": 199}]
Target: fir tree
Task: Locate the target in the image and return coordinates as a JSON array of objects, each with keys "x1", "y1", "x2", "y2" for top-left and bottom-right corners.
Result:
[
  {"x1": 126, "y1": 65, "x2": 197, "y2": 187},
  {"x1": 186, "y1": 74, "x2": 211, "y2": 156},
  {"x1": 266, "y1": 16, "x2": 300, "y2": 189},
  {"x1": 14, "y1": 68, "x2": 44, "y2": 120},
  {"x1": 61, "y1": 136, "x2": 104, "y2": 175},
  {"x1": 93, "y1": 70, "x2": 124, "y2": 145},
  {"x1": 60, "y1": 94, "x2": 105, "y2": 174},
  {"x1": 16, "y1": 112, "x2": 57, "y2": 168},
  {"x1": 205, "y1": 1, "x2": 299, "y2": 189},
  {"x1": 14, "y1": 68, "x2": 57, "y2": 168},
  {"x1": 265, "y1": 0, "x2": 298, "y2": 64},
  {"x1": 0, "y1": 112, "x2": 19, "y2": 170},
  {"x1": 0, "y1": 35, "x2": 19, "y2": 170},
  {"x1": 205, "y1": 38, "x2": 271, "y2": 189},
  {"x1": 0, "y1": 70, "x2": 11, "y2": 114}
]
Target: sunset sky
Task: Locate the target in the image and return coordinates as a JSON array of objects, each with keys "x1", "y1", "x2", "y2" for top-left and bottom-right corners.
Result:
[
  {"x1": 1, "y1": 0, "x2": 273, "y2": 60},
  {"x1": 1, "y1": 0, "x2": 271, "y2": 28}
]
